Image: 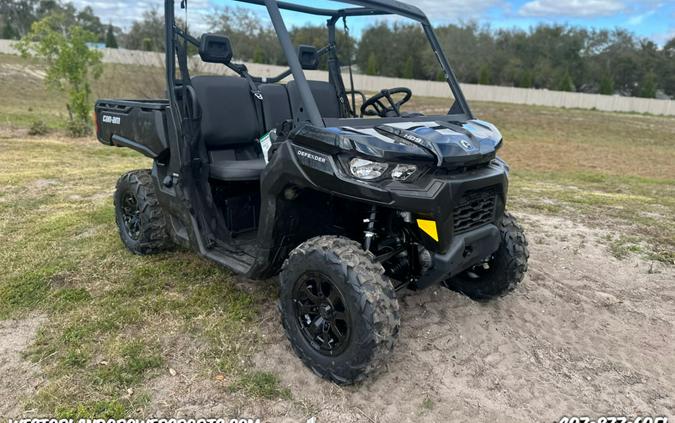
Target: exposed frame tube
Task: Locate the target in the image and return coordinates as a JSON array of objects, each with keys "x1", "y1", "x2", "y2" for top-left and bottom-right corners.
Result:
[
  {"x1": 422, "y1": 22, "x2": 473, "y2": 119},
  {"x1": 264, "y1": 0, "x2": 323, "y2": 126},
  {"x1": 236, "y1": 0, "x2": 394, "y2": 18}
]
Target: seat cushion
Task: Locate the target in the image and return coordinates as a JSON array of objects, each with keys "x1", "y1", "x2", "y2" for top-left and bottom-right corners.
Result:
[{"x1": 208, "y1": 149, "x2": 265, "y2": 181}]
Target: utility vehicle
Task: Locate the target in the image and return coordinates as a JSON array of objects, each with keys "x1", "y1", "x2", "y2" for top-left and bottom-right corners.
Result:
[{"x1": 95, "y1": 0, "x2": 529, "y2": 384}]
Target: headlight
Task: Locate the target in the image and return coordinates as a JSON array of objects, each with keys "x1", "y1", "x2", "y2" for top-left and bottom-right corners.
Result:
[
  {"x1": 349, "y1": 158, "x2": 388, "y2": 180},
  {"x1": 391, "y1": 164, "x2": 417, "y2": 181}
]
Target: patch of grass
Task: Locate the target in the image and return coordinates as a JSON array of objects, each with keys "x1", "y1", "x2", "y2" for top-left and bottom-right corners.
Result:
[
  {"x1": 93, "y1": 340, "x2": 164, "y2": 388},
  {"x1": 29, "y1": 119, "x2": 50, "y2": 136},
  {"x1": 508, "y1": 168, "x2": 674, "y2": 263},
  {"x1": 55, "y1": 399, "x2": 127, "y2": 419},
  {"x1": 0, "y1": 266, "x2": 58, "y2": 319},
  {"x1": 228, "y1": 371, "x2": 292, "y2": 400},
  {"x1": 49, "y1": 288, "x2": 92, "y2": 312},
  {"x1": 607, "y1": 235, "x2": 645, "y2": 260},
  {"x1": 421, "y1": 397, "x2": 434, "y2": 411},
  {"x1": 0, "y1": 131, "x2": 281, "y2": 415}
]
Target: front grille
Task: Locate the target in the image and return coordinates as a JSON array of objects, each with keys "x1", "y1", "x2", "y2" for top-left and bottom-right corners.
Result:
[{"x1": 453, "y1": 187, "x2": 497, "y2": 233}]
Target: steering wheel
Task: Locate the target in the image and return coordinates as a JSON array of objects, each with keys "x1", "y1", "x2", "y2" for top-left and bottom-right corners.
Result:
[{"x1": 360, "y1": 87, "x2": 413, "y2": 118}]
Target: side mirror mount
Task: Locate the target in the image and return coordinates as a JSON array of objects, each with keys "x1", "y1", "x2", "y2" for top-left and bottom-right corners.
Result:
[
  {"x1": 199, "y1": 33, "x2": 233, "y2": 65},
  {"x1": 298, "y1": 45, "x2": 319, "y2": 70}
]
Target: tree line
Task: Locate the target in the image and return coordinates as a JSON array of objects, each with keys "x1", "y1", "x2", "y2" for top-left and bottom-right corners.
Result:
[{"x1": 2, "y1": 1, "x2": 673, "y2": 98}]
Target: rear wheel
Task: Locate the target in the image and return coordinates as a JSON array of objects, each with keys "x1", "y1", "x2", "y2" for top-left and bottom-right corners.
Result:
[
  {"x1": 114, "y1": 170, "x2": 172, "y2": 255},
  {"x1": 279, "y1": 236, "x2": 400, "y2": 384},
  {"x1": 444, "y1": 212, "x2": 529, "y2": 300}
]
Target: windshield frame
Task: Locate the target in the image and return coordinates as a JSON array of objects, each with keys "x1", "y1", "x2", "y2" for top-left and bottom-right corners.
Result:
[
  {"x1": 166, "y1": 0, "x2": 473, "y2": 128},
  {"x1": 238, "y1": 0, "x2": 473, "y2": 125}
]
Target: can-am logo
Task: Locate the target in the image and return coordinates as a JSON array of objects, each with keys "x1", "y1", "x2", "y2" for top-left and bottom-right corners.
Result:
[
  {"x1": 102, "y1": 115, "x2": 121, "y2": 125},
  {"x1": 297, "y1": 149, "x2": 326, "y2": 163},
  {"x1": 459, "y1": 139, "x2": 474, "y2": 151}
]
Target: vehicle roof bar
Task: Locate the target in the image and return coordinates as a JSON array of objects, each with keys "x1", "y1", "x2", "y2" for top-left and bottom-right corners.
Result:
[
  {"x1": 237, "y1": 0, "x2": 344, "y2": 16},
  {"x1": 234, "y1": 0, "x2": 423, "y2": 20}
]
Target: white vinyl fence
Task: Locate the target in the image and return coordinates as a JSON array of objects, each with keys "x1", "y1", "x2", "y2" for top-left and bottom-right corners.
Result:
[{"x1": 2, "y1": 40, "x2": 673, "y2": 116}]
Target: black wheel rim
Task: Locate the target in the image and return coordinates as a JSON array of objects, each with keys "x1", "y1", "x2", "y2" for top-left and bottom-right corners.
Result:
[
  {"x1": 293, "y1": 272, "x2": 351, "y2": 356},
  {"x1": 121, "y1": 192, "x2": 141, "y2": 241}
]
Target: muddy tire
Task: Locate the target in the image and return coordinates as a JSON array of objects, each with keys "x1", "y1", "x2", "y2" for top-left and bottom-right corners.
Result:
[
  {"x1": 114, "y1": 170, "x2": 172, "y2": 255},
  {"x1": 444, "y1": 212, "x2": 529, "y2": 301},
  {"x1": 279, "y1": 236, "x2": 400, "y2": 384}
]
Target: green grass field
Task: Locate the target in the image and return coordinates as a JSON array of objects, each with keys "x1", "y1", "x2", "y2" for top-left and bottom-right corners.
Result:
[{"x1": 0, "y1": 53, "x2": 673, "y2": 416}]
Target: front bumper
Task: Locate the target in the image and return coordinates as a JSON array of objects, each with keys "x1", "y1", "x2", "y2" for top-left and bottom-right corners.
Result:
[{"x1": 416, "y1": 224, "x2": 501, "y2": 289}]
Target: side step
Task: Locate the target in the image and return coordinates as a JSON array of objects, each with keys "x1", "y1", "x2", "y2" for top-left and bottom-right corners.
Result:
[{"x1": 204, "y1": 247, "x2": 255, "y2": 275}]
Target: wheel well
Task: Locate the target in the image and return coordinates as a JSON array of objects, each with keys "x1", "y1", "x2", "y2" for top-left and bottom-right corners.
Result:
[
  {"x1": 281, "y1": 187, "x2": 370, "y2": 249},
  {"x1": 267, "y1": 187, "x2": 420, "y2": 288}
]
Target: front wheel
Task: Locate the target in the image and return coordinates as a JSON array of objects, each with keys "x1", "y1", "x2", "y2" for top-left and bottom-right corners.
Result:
[
  {"x1": 444, "y1": 212, "x2": 529, "y2": 301},
  {"x1": 279, "y1": 236, "x2": 400, "y2": 384}
]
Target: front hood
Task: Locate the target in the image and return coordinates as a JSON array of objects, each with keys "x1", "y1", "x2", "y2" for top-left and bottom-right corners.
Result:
[{"x1": 339, "y1": 119, "x2": 502, "y2": 168}]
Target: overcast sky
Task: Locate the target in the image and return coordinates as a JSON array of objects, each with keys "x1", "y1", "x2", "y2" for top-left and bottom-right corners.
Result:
[{"x1": 72, "y1": 0, "x2": 674, "y2": 45}]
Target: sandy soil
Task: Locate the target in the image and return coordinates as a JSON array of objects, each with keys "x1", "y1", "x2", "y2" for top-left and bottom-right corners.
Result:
[
  {"x1": 140, "y1": 213, "x2": 675, "y2": 422},
  {"x1": 3, "y1": 213, "x2": 673, "y2": 421},
  {"x1": 0, "y1": 315, "x2": 46, "y2": 418}
]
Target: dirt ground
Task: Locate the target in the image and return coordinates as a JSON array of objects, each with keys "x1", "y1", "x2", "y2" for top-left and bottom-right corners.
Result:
[
  {"x1": 0, "y1": 315, "x2": 45, "y2": 418},
  {"x1": 127, "y1": 213, "x2": 675, "y2": 421},
  {"x1": 3, "y1": 213, "x2": 673, "y2": 422}
]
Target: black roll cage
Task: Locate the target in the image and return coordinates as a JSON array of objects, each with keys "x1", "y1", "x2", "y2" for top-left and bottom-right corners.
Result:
[{"x1": 164, "y1": 0, "x2": 473, "y2": 129}]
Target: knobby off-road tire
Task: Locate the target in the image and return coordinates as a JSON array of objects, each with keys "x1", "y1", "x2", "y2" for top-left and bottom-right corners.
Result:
[
  {"x1": 279, "y1": 236, "x2": 400, "y2": 384},
  {"x1": 444, "y1": 212, "x2": 529, "y2": 301},
  {"x1": 114, "y1": 169, "x2": 172, "y2": 255}
]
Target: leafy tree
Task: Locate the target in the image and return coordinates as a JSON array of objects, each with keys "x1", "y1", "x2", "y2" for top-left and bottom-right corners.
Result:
[
  {"x1": 478, "y1": 65, "x2": 491, "y2": 85},
  {"x1": 518, "y1": 70, "x2": 534, "y2": 88},
  {"x1": 356, "y1": 22, "x2": 429, "y2": 79},
  {"x1": 366, "y1": 52, "x2": 379, "y2": 75},
  {"x1": 16, "y1": 13, "x2": 103, "y2": 136},
  {"x1": 204, "y1": 17, "x2": 673, "y2": 98},
  {"x1": 75, "y1": 5, "x2": 105, "y2": 41},
  {"x1": 599, "y1": 74, "x2": 614, "y2": 95},
  {"x1": 105, "y1": 23, "x2": 118, "y2": 48},
  {"x1": 658, "y1": 37, "x2": 675, "y2": 97},
  {"x1": 639, "y1": 71, "x2": 657, "y2": 98},
  {"x1": 0, "y1": 0, "x2": 39, "y2": 39},
  {"x1": 1, "y1": 19, "x2": 18, "y2": 39},
  {"x1": 251, "y1": 46, "x2": 265, "y2": 63},
  {"x1": 402, "y1": 57, "x2": 414, "y2": 79},
  {"x1": 0, "y1": 0, "x2": 105, "y2": 41},
  {"x1": 208, "y1": 7, "x2": 281, "y2": 63},
  {"x1": 124, "y1": 8, "x2": 165, "y2": 51},
  {"x1": 555, "y1": 70, "x2": 575, "y2": 92}
]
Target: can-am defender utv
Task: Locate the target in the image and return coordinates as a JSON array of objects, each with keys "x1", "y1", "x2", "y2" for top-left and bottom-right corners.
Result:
[{"x1": 95, "y1": 0, "x2": 529, "y2": 384}]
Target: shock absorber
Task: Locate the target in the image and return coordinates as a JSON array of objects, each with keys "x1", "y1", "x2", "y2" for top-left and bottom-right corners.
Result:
[{"x1": 363, "y1": 205, "x2": 378, "y2": 251}]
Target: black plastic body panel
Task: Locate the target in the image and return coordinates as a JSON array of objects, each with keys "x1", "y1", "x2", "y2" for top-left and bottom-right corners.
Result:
[
  {"x1": 95, "y1": 99, "x2": 170, "y2": 159},
  {"x1": 416, "y1": 224, "x2": 501, "y2": 288},
  {"x1": 275, "y1": 140, "x2": 507, "y2": 254},
  {"x1": 243, "y1": 139, "x2": 508, "y2": 280}
]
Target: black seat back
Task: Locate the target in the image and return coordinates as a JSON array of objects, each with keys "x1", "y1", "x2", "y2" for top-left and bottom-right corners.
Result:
[
  {"x1": 286, "y1": 80, "x2": 342, "y2": 119},
  {"x1": 259, "y1": 83, "x2": 292, "y2": 131},
  {"x1": 191, "y1": 75, "x2": 260, "y2": 149}
]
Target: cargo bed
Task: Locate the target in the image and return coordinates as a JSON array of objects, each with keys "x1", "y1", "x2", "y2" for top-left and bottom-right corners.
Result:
[{"x1": 95, "y1": 99, "x2": 170, "y2": 159}]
